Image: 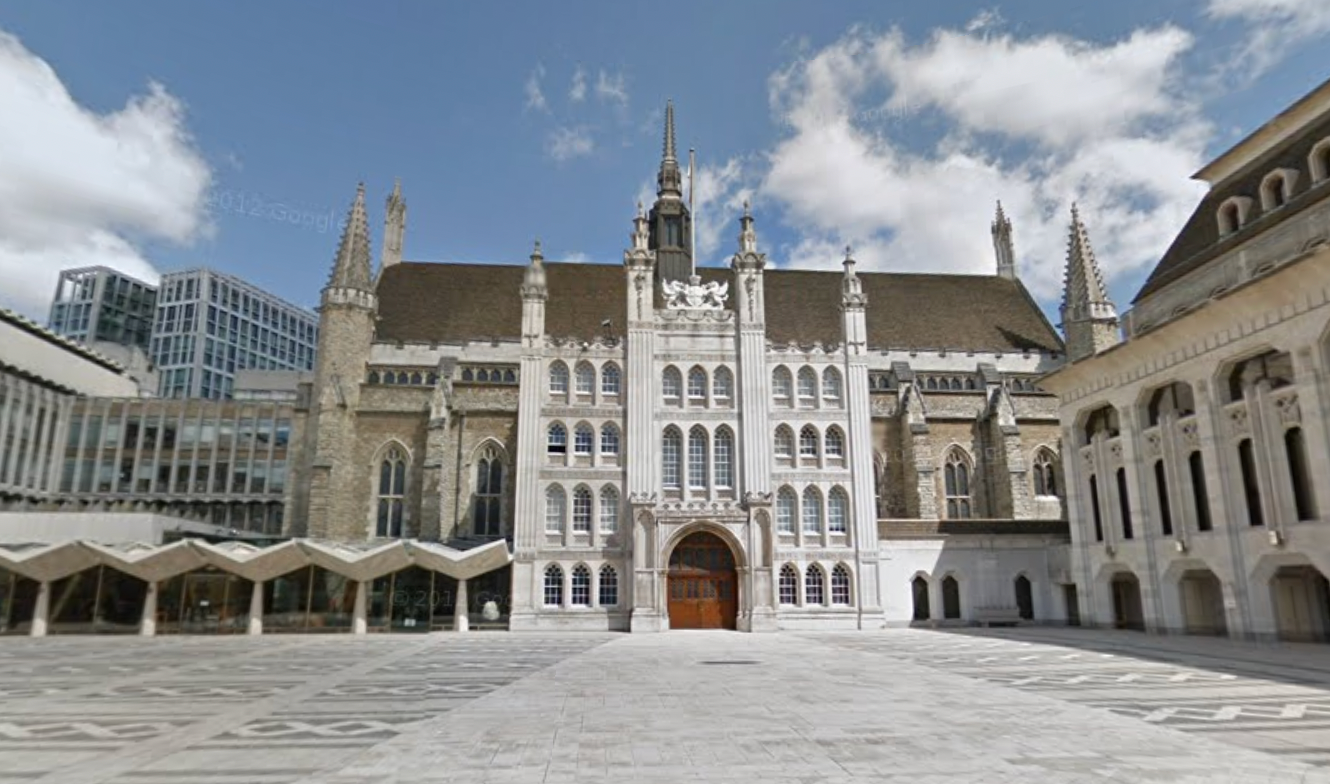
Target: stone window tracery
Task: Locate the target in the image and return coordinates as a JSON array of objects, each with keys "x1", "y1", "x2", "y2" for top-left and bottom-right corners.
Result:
[
  {"x1": 714, "y1": 426, "x2": 735, "y2": 489},
  {"x1": 822, "y1": 367, "x2": 842, "y2": 405},
  {"x1": 545, "y1": 485, "x2": 566, "y2": 533},
  {"x1": 599, "y1": 486, "x2": 619, "y2": 532},
  {"x1": 573, "y1": 423, "x2": 594, "y2": 456},
  {"x1": 828, "y1": 486, "x2": 848, "y2": 533},
  {"x1": 772, "y1": 366, "x2": 793, "y2": 406},
  {"x1": 944, "y1": 448, "x2": 973, "y2": 519},
  {"x1": 713, "y1": 366, "x2": 733, "y2": 404},
  {"x1": 662, "y1": 427, "x2": 682, "y2": 489},
  {"x1": 574, "y1": 362, "x2": 595, "y2": 396},
  {"x1": 375, "y1": 446, "x2": 407, "y2": 538},
  {"x1": 598, "y1": 564, "x2": 619, "y2": 607},
  {"x1": 662, "y1": 366, "x2": 682, "y2": 404},
  {"x1": 687, "y1": 366, "x2": 707, "y2": 405},
  {"x1": 825, "y1": 427, "x2": 845, "y2": 460},
  {"x1": 831, "y1": 564, "x2": 852, "y2": 605},
  {"x1": 797, "y1": 367, "x2": 818, "y2": 407},
  {"x1": 802, "y1": 487, "x2": 822, "y2": 533},
  {"x1": 799, "y1": 425, "x2": 819, "y2": 462},
  {"x1": 774, "y1": 425, "x2": 794, "y2": 462},
  {"x1": 543, "y1": 564, "x2": 563, "y2": 607},
  {"x1": 688, "y1": 426, "x2": 709, "y2": 489},
  {"x1": 601, "y1": 363, "x2": 621, "y2": 396},
  {"x1": 1032, "y1": 448, "x2": 1058, "y2": 497},
  {"x1": 570, "y1": 564, "x2": 591, "y2": 606},
  {"x1": 547, "y1": 423, "x2": 567, "y2": 456},
  {"x1": 776, "y1": 487, "x2": 797, "y2": 534},
  {"x1": 805, "y1": 564, "x2": 825, "y2": 606},
  {"x1": 572, "y1": 486, "x2": 593, "y2": 532},
  {"x1": 549, "y1": 361, "x2": 569, "y2": 397},
  {"x1": 779, "y1": 563, "x2": 799, "y2": 605},
  {"x1": 599, "y1": 423, "x2": 620, "y2": 457},
  {"x1": 472, "y1": 445, "x2": 504, "y2": 537}
]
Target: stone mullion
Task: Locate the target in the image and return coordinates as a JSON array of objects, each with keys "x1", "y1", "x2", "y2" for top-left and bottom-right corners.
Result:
[
  {"x1": 0, "y1": 377, "x2": 15, "y2": 489},
  {"x1": 1157, "y1": 415, "x2": 1188, "y2": 542}
]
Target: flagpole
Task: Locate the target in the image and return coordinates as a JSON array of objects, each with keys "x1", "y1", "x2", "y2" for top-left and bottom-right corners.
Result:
[{"x1": 689, "y1": 147, "x2": 697, "y2": 277}]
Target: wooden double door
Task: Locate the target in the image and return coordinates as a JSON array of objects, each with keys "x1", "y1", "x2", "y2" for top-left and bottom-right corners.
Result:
[{"x1": 667, "y1": 531, "x2": 737, "y2": 630}]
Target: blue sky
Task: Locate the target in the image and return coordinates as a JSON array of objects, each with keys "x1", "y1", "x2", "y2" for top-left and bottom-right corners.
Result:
[{"x1": 1, "y1": 1, "x2": 1327, "y2": 323}]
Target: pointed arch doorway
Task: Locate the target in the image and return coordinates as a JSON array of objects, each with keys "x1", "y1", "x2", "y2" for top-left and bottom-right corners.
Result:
[{"x1": 667, "y1": 531, "x2": 738, "y2": 630}]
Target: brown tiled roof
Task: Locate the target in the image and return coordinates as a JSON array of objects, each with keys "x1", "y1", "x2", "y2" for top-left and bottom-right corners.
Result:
[
  {"x1": 1134, "y1": 109, "x2": 1330, "y2": 303},
  {"x1": 374, "y1": 261, "x2": 1063, "y2": 353}
]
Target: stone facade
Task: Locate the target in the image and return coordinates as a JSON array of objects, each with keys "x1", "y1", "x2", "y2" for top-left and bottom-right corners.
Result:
[
  {"x1": 1040, "y1": 78, "x2": 1330, "y2": 642},
  {"x1": 278, "y1": 108, "x2": 1073, "y2": 633}
]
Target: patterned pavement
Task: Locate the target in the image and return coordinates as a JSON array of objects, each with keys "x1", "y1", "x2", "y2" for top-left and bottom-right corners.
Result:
[
  {"x1": 0, "y1": 634, "x2": 612, "y2": 784},
  {"x1": 820, "y1": 627, "x2": 1330, "y2": 771},
  {"x1": 1, "y1": 629, "x2": 1328, "y2": 782}
]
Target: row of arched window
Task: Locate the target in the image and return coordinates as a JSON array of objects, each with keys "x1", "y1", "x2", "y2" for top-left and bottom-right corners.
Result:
[
  {"x1": 920, "y1": 375, "x2": 979, "y2": 391},
  {"x1": 460, "y1": 366, "x2": 517, "y2": 384},
  {"x1": 661, "y1": 425, "x2": 736, "y2": 491},
  {"x1": 367, "y1": 369, "x2": 438, "y2": 387},
  {"x1": 542, "y1": 563, "x2": 619, "y2": 608},
  {"x1": 547, "y1": 421, "x2": 620, "y2": 460},
  {"x1": 548, "y1": 360, "x2": 620, "y2": 402},
  {"x1": 771, "y1": 365, "x2": 842, "y2": 408},
  {"x1": 544, "y1": 484, "x2": 620, "y2": 534},
  {"x1": 774, "y1": 485, "x2": 850, "y2": 536},
  {"x1": 661, "y1": 365, "x2": 734, "y2": 407},
  {"x1": 774, "y1": 424, "x2": 845, "y2": 465},
  {"x1": 1217, "y1": 138, "x2": 1330, "y2": 237},
  {"x1": 777, "y1": 563, "x2": 853, "y2": 606}
]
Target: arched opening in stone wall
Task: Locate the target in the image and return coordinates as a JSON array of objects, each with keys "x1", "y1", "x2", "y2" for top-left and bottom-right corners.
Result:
[
  {"x1": 1110, "y1": 572, "x2": 1145, "y2": 631},
  {"x1": 1014, "y1": 575, "x2": 1034, "y2": 620},
  {"x1": 941, "y1": 576, "x2": 961, "y2": 620},
  {"x1": 911, "y1": 576, "x2": 930, "y2": 621},
  {"x1": 1178, "y1": 569, "x2": 1227, "y2": 636},
  {"x1": 1271, "y1": 566, "x2": 1330, "y2": 643}
]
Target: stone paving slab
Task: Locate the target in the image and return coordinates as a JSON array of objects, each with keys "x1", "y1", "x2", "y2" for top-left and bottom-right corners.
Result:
[
  {"x1": 311, "y1": 630, "x2": 1330, "y2": 783},
  {"x1": 2, "y1": 629, "x2": 1329, "y2": 782}
]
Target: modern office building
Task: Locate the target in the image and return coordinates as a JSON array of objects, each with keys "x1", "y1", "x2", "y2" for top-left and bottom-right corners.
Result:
[
  {"x1": 151, "y1": 269, "x2": 319, "y2": 399},
  {"x1": 47, "y1": 266, "x2": 158, "y2": 352}
]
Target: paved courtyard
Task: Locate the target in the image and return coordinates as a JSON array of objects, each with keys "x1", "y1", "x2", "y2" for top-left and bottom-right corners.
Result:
[{"x1": 1, "y1": 630, "x2": 1328, "y2": 783}]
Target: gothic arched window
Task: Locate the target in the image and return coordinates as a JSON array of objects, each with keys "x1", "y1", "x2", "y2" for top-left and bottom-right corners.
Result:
[
  {"x1": 570, "y1": 564, "x2": 591, "y2": 606},
  {"x1": 574, "y1": 362, "x2": 595, "y2": 396},
  {"x1": 714, "y1": 426, "x2": 735, "y2": 489},
  {"x1": 601, "y1": 363, "x2": 621, "y2": 397},
  {"x1": 828, "y1": 486, "x2": 848, "y2": 533},
  {"x1": 599, "y1": 564, "x2": 619, "y2": 606},
  {"x1": 776, "y1": 487, "x2": 797, "y2": 534},
  {"x1": 944, "y1": 449, "x2": 973, "y2": 519},
  {"x1": 572, "y1": 486, "x2": 593, "y2": 532},
  {"x1": 545, "y1": 485, "x2": 566, "y2": 533},
  {"x1": 543, "y1": 564, "x2": 564, "y2": 606},
  {"x1": 802, "y1": 487, "x2": 822, "y2": 534},
  {"x1": 547, "y1": 423, "x2": 567, "y2": 456},
  {"x1": 599, "y1": 423, "x2": 620, "y2": 458},
  {"x1": 822, "y1": 367, "x2": 842, "y2": 405},
  {"x1": 573, "y1": 423, "x2": 594, "y2": 456},
  {"x1": 805, "y1": 564, "x2": 826, "y2": 606},
  {"x1": 797, "y1": 367, "x2": 818, "y2": 407},
  {"x1": 824, "y1": 426, "x2": 845, "y2": 460},
  {"x1": 772, "y1": 367, "x2": 793, "y2": 406},
  {"x1": 473, "y1": 445, "x2": 504, "y2": 537},
  {"x1": 549, "y1": 361, "x2": 569, "y2": 396},
  {"x1": 1032, "y1": 448, "x2": 1057, "y2": 497},
  {"x1": 831, "y1": 564, "x2": 852, "y2": 605},
  {"x1": 799, "y1": 425, "x2": 820, "y2": 461},
  {"x1": 713, "y1": 366, "x2": 734, "y2": 403},
  {"x1": 779, "y1": 563, "x2": 799, "y2": 605},
  {"x1": 688, "y1": 425, "x2": 708, "y2": 489},
  {"x1": 599, "y1": 485, "x2": 619, "y2": 532},
  {"x1": 662, "y1": 366, "x2": 682, "y2": 404},
  {"x1": 662, "y1": 427, "x2": 682, "y2": 489},
  {"x1": 774, "y1": 425, "x2": 795, "y2": 461},
  {"x1": 687, "y1": 366, "x2": 707, "y2": 404},
  {"x1": 375, "y1": 446, "x2": 407, "y2": 538}
]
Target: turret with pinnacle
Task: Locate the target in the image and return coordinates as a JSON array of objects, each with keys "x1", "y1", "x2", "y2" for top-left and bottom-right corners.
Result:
[
  {"x1": 1060, "y1": 204, "x2": 1120, "y2": 361},
  {"x1": 379, "y1": 178, "x2": 407, "y2": 274},
  {"x1": 992, "y1": 201, "x2": 1016, "y2": 280}
]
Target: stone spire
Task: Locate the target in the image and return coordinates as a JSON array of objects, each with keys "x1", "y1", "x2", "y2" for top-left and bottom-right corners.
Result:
[
  {"x1": 992, "y1": 200, "x2": 1016, "y2": 280},
  {"x1": 738, "y1": 200, "x2": 757, "y2": 253},
  {"x1": 327, "y1": 183, "x2": 373, "y2": 292},
  {"x1": 380, "y1": 178, "x2": 407, "y2": 273},
  {"x1": 522, "y1": 239, "x2": 547, "y2": 299},
  {"x1": 1060, "y1": 204, "x2": 1120, "y2": 361},
  {"x1": 657, "y1": 100, "x2": 683, "y2": 199}
]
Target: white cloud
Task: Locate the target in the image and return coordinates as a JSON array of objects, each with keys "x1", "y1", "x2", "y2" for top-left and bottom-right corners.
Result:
[
  {"x1": 1206, "y1": 0, "x2": 1330, "y2": 72},
  {"x1": 692, "y1": 158, "x2": 754, "y2": 261},
  {"x1": 0, "y1": 30, "x2": 212, "y2": 317},
  {"x1": 524, "y1": 64, "x2": 549, "y2": 112},
  {"x1": 569, "y1": 66, "x2": 587, "y2": 103},
  {"x1": 547, "y1": 126, "x2": 594, "y2": 161},
  {"x1": 595, "y1": 70, "x2": 629, "y2": 106},
  {"x1": 761, "y1": 24, "x2": 1210, "y2": 304}
]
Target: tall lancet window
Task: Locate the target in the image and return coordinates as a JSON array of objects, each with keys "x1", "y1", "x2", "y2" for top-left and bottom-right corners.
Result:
[
  {"x1": 662, "y1": 427, "x2": 682, "y2": 489},
  {"x1": 944, "y1": 448, "x2": 973, "y2": 519},
  {"x1": 688, "y1": 426, "x2": 709, "y2": 489},
  {"x1": 376, "y1": 446, "x2": 407, "y2": 538},
  {"x1": 472, "y1": 445, "x2": 504, "y2": 537},
  {"x1": 714, "y1": 426, "x2": 735, "y2": 489}
]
